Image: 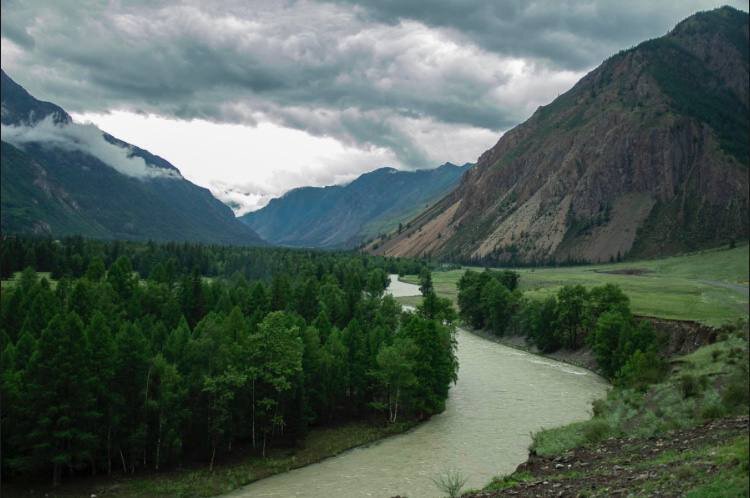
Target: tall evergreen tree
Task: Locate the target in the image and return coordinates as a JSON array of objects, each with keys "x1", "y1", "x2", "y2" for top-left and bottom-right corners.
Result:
[{"x1": 25, "y1": 312, "x2": 97, "y2": 485}]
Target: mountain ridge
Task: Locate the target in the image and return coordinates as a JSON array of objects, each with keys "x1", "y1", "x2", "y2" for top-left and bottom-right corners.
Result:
[
  {"x1": 1, "y1": 70, "x2": 265, "y2": 246},
  {"x1": 241, "y1": 162, "x2": 472, "y2": 248},
  {"x1": 368, "y1": 6, "x2": 749, "y2": 264}
]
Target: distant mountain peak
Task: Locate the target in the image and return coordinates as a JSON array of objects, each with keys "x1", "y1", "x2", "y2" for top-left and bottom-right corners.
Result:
[{"x1": 241, "y1": 162, "x2": 472, "y2": 248}]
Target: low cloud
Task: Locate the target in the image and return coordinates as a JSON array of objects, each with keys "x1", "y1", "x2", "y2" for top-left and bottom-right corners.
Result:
[
  {"x1": 209, "y1": 182, "x2": 276, "y2": 216},
  {"x1": 1, "y1": 116, "x2": 181, "y2": 180}
]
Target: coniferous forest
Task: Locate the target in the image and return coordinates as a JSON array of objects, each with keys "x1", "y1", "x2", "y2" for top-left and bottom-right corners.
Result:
[{"x1": 0, "y1": 236, "x2": 458, "y2": 485}]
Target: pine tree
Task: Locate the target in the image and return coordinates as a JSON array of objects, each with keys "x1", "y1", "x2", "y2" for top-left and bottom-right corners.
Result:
[
  {"x1": 112, "y1": 322, "x2": 149, "y2": 473},
  {"x1": 25, "y1": 312, "x2": 97, "y2": 485},
  {"x1": 86, "y1": 311, "x2": 116, "y2": 474}
]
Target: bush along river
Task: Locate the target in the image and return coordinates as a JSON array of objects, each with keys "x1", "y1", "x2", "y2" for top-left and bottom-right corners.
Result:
[{"x1": 225, "y1": 276, "x2": 608, "y2": 497}]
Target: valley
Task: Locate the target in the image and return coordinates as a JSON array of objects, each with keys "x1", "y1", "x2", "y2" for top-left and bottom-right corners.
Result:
[
  {"x1": 240, "y1": 163, "x2": 472, "y2": 249},
  {"x1": 1, "y1": 3, "x2": 748, "y2": 498}
]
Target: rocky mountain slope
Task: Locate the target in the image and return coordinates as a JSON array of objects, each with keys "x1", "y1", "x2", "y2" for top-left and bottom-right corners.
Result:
[
  {"x1": 369, "y1": 7, "x2": 749, "y2": 264},
  {"x1": 1, "y1": 70, "x2": 265, "y2": 246},
  {"x1": 241, "y1": 163, "x2": 471, "y2": 248}
]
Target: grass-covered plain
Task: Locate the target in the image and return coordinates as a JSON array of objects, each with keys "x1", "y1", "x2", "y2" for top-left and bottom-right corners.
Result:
[{"x1": 402, "y1": 245, "x2": 749, "y2": 326}]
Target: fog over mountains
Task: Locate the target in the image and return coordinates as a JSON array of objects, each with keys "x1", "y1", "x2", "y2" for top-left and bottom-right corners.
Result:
[{"x1": 1, "y1": 70, "x2": 265, "y2": 245}]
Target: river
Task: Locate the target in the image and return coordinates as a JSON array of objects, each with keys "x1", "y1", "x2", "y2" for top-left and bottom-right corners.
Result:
[{"x1": 226, "y1": 275, "x2": 608, "y2": 497}]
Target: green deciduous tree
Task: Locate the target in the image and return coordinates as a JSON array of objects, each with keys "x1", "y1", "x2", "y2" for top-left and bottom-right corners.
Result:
[
  {"x1": 556, "y1": 285, "x2": 589, "y2": 349},
  {"x1": 372, "y1": 338, "x2": 418, "y2": 423},
  {"x1": 203, "y1": 368, "x2": 246, "y2": 470}
]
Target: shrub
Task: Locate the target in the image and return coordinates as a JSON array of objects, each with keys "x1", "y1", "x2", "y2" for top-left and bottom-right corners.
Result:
[
  {"x1": 617, "y1": 350, "x2": 668, "y2": 391},
  {"x1": 432, "y1": 469, "x2": 469, "y2": 498},
  {"x1": 592, "y1": 398, "x2": 608, "y2": 417},
  {"x1": 583, "y1": 419, "x2": 611, "y2": 445},
  {"x1": 721, "y1": 375, "x2": 750, "y2": 410},
  {"x1": 701, "y1": 402, "x2": 726, "y2": 420},
  {"x1": 679, "y1": 374, "x2": 707, "y2": 399}
]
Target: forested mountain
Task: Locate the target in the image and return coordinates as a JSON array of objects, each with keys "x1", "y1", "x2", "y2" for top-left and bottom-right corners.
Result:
[
  {"x1": 369, "y1": 7, "x2": 749, "y2": 264},
  {"x1": 241, "y1": 163, "x2": 472, "y2": 248},
  {"x1": 1, "y1": 70, "x2": 265, "y2": 246}
]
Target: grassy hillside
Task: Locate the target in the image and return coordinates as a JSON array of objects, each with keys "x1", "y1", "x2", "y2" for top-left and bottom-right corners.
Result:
[
  {"x1": 467, "y1": 324, "x2": 749, "y2": 497},
  {"x1": 402, "y1": 245, "x2": 749, "y2": 326}
]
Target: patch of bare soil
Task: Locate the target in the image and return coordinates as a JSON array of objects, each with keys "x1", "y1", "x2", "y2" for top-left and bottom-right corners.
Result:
[
  {"x1": 465, "y1": 416, "x2": 749, "y2": 498},
  {"x1": 594, "y1": 268, "x2": 653, "y2": 276}
]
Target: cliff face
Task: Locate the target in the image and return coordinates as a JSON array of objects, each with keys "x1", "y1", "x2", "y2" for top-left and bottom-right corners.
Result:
[{"x1": 370, "y1": 7, "x2": 749, "y2": 264}]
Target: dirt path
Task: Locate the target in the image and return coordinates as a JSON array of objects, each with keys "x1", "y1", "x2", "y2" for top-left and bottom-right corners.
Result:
[
  {"x1": 700, "y1": 279, "x2": 750, "y2": 298},
  {"x1": 465, "y1": 416, "x2": 749, "y2": 497}
]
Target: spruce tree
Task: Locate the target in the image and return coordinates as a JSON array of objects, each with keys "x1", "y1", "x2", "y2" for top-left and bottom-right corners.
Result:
[{"x1": 25, "y1": 312, "x2": 97, "y2": 485}]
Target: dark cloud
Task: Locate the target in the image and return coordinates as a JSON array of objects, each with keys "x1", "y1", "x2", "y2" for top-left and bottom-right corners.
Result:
[
  {"x1": 338, "y1": 0, "x2": 749, "y2": 69},
  {"x1": 1, "y1": 0, "x2": 745, "y2": 167}
]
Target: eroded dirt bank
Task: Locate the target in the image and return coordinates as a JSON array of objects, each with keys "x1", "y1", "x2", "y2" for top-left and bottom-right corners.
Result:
[{"x1": 465, "y1": 416, "x2": 749, "y2": 497}]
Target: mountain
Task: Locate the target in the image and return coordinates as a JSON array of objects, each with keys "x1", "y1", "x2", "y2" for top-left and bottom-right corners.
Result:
[
  {"x1": 240, "y1": 163, "x2": 472, "y2": 248},
  {"x1": 1, "y1": 70, "x2": 265, "y2": 246},
  {"x1": 369, "y1": 7, "x2": 749, "y2": 264}
]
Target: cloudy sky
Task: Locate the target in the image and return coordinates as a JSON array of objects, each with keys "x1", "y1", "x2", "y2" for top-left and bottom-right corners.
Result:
[{"x1": 1, "y1": 0, "x2": 746, "y2": 213}]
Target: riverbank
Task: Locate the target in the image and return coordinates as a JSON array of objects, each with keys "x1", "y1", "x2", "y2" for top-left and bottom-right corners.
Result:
[
  {"x1": 465, "y1": 415, "x2": 749, "y2": 497},
  {"x1": 465, "y1": 324, "x2": 750, "y2": 497},
  {"x1": 218, "y1": 328, "x2": 607, "y2": 498},
  {"x1": 464, "y1": 316, "x2": 722, "y2": 376},
  {"x1": 464, "y1": 327, "x2": 601, "y2": 374},
  {"x1": 2, "y1": 420, "x2": 419, "y2": 498}
]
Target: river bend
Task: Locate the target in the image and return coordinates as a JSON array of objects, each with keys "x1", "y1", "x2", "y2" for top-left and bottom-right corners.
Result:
[{"x1": 226, "y1": 275, "x2": 608, "y2": 497}]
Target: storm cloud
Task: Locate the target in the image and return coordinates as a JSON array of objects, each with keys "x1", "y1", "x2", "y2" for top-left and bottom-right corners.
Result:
[
  {"x1": 3, "y1": 0, "x2": 743, "y2": 169},
  {"x1": 1, "y1": 0, "x2": 746, "y2": 213}
]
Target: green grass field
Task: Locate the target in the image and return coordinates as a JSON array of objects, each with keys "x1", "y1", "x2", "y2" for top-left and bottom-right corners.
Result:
[
  {"x1": 0, "y1": 271, "x2": 54, "y2": 290},
  {"x1": 402, "y1": 245, "x2": 749, "y2": 326}
]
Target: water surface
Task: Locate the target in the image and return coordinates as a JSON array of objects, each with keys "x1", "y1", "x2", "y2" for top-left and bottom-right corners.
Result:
[{"x1": 227, "y1": 276, "x2": 608, "y2": 497}]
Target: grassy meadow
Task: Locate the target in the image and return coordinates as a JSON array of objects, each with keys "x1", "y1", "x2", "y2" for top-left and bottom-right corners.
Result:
[{"x1": 401, "y1": 244, "x2": 749, "y2": 326}]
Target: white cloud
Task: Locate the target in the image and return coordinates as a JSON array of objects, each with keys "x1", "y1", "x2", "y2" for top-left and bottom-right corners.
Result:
[
  {"x1": 71, "y1": 111, "x2": 402, "y2": 214},
  {"x1": 1, "y1": 116, "x2": 181, "y2": 180}
]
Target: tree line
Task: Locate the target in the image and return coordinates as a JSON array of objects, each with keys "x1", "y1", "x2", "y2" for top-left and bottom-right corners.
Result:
[
  {"x1": 0, "y1": 235, "x2": 426, "y2": 281},
  {"x1": 0, "y1": 237, "x2": 458, "y2": 485},
  {"x1": 457, "y1": 269, "x2": 665, "y2": 385}
]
